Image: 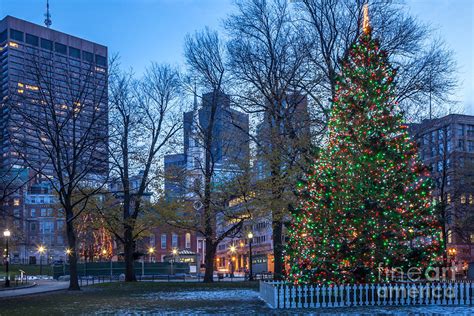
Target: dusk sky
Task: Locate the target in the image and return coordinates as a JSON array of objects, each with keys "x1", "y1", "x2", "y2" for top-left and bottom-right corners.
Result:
[{"x1": 1, "y1": 0, "x2": 472, "y2": 114}]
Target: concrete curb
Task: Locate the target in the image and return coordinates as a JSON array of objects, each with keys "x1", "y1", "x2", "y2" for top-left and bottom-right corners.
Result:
[{"x1": 0, "y1": 283, "x2": 37, "y2": 292}]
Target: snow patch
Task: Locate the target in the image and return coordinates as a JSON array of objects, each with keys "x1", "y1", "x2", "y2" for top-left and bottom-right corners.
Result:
[{"x1": 138, "y1": 289, "x2": 258, "y2": 301}]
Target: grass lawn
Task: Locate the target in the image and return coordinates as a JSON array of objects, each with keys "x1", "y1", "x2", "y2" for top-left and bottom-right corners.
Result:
[
  {"x1": 0, "y1": 264, "x2": 53, "y2": 278},
  {"x1": 0, "y1": 281, "x2": 270, "y2": 315}
]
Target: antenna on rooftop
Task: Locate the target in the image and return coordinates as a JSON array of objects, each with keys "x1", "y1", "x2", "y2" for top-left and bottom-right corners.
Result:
[{"x1": 44, "y1": 0, "x2": 52, "y2": 28}]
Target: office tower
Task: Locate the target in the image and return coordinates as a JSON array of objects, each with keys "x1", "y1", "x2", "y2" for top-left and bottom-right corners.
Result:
[
  {"x1": 0, "y1": 16, "x2": 108, "y2": 262},
  {"x1": 183, "y1": 91, "x2": 250, "y2": 172}
]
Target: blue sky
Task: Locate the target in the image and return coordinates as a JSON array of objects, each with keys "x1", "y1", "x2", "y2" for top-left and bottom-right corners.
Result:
[{"x1": 1, "y1": 0, "x2": 472, "y2": 114}]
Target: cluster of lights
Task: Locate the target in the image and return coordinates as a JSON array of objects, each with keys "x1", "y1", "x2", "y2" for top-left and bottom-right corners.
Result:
[{"x1": 285, "y1": 30, "x2": 443, "y2": 285}]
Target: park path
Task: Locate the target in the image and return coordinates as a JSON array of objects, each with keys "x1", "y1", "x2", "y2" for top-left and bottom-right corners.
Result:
[{"x1": 0, "y1": 280, "x2": 69, "y2": 299}]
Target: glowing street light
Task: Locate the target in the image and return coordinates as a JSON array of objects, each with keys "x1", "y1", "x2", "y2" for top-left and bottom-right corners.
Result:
[
  {"x1": 38, "y1": 245, "x2": 46, "y2": 275},
  {"x1": 148, "y1": 247, "x2": 155, "y2": 263},
  {"x1": 247, "y1": 232, "x2": 254, "y2": 281},
  {"x1": 3, "y1": 229, "x2": 11, "y2": 287}
]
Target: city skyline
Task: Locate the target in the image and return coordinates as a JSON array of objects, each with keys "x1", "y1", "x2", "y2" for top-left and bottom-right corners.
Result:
[{"x1": 0, "y1": 0, "x2": 472, "y2": 115}]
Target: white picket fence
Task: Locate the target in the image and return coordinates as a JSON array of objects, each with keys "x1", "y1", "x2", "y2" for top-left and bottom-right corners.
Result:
[{"x1": 259, "y1": 280, "x2": 474, "y2": 309}]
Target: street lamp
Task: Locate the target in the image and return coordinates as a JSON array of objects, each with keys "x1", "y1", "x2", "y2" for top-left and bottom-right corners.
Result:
[
  {"x1": 171, "y1": 248, "x2": 178, "y2": 275},
  {"x1": 148, "y1": 247, "x2": 155, "y2": 263},
  {"x1": 229, "y1": 245, "x2": 237, "y2": 278},
  {"x1": 3, "y1": 229, "x2": 11, "y2": 287},
  {"x1": 247, "y1": 232, "x2": 253, "y2": 281},
  {"x1": 38, "y1": 245, "x2": 46, "y2": 275}
]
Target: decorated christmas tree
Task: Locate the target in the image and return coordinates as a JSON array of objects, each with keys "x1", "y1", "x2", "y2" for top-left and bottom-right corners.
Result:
[{"x1": 285, "y1": 6, "x2": 443, "y2": 284}]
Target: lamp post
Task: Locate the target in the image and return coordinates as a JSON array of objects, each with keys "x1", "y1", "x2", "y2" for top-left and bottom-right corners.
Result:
[
  {"x1": 38, "y1": 245, "x2": 45, "y2": 275},
  {"x1": 229, "y1": 245, "x2": 236, "y2": 278},
  {"x1": 148, "y1": 247, "x2": 154, "y2": 263},
  {"x1": 247, "y1": 232, "x2": 253, "y2": 281},
  {"x1": 3, "y1": 229, "x2": 11, "y2": 287},
  {"x1": 171, "y1": 248, "x2": 178, "y2": 275}
]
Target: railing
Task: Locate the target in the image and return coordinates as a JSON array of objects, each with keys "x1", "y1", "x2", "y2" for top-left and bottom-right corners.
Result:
[
  {"x1": 78, "y1": 274, "x2": 203, "y2": 286},
  {"x1": 259, "y1": 281, "x2": 474, "y2": 309}
]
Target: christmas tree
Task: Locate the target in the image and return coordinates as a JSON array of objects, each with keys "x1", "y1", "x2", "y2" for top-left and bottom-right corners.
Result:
[{"x1": 285, "y1": 6, "x2": 443, "y2": 284}]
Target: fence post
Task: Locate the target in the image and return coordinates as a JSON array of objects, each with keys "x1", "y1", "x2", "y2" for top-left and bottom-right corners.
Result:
[{"x1": 273, "y1": 283, "x2": 278, "y2": 309}]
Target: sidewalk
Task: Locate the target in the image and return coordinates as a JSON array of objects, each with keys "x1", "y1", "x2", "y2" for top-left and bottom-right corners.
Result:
[{"x1": 0, "y1": 280, "x2": 69, "y2": 299}]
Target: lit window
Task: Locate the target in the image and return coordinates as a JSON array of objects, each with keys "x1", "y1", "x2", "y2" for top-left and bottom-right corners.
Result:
[
  {"x1": 17, "y1": 82, "x2": 24, "y2": 88},
  {"x1": 25, "y1": 85, "x2": 39, "y2": 91},
  {"x1": 447, "y1": 194, "x2": 451, "y2": 204},
  {"x1": 17, "y1": 89, "x2": 24, "y2": 94},
  {"x1": 95, "y1": 66, "x2": 106, "y2": 73},
  {"x1": 185, "y1": 233, "x2": 191, "y2": 249},
  {"x1": 447, "y1": 230, "x2": 453, "y2": 244},
  {"x1": 9, "y1": 41, "x2": 19, "y2": 48},
  {"x1": 470, "y1": 194, "x2": 473, "y2": 205},
  {"x1": 470, "y1": 233, "x2": 474, "y2": 243},
  {"x1": 13, "y1": 198, "x2": 20, "y2": 206},
  {"x1": 461, "y1": 194, "x2": 467, "y2": 204}
]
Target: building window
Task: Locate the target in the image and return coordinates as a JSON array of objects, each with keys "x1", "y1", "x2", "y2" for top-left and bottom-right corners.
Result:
[
  {"x1": 461, "y1": 194, "x2": 467, "y2": 204},
  {"x1": 95, "y1": 54, "x2": 106, "y2": 66},
  {"x1": 447, "y1": 230, "x2": 453, "y2": 244},
  {"x1": 10, "y1": 29, "x2": 24, "y2": 42},
  {"x1": 470, "y1": 194, "x2": 473, "y2": 205},
  {"x1": 13, "y1": 198, "x2": 20, "y2": 206},
  {"x1": 82, "y1": 51, "x2": 93, "y2": 62},
  {"x1": 172, "y1": 233, "x2": 178, "y2": 248},
  {"x1": 25, "y1": 33, "x2": 39, "y2": 46},
  {"x1": 55, "y1": 42, "x2": 67, "y2": 55},
  {"x1": 458, "y1": 139, "x2": 465, "y2": 150},
  {"x1": 30, "y1": 223, "x2": 36, "y2": 231},
  {"x1": 69, "y1": 47, "x2": 80, "y2": 59},
  {"x1": 467, "y1": 125, "x2": 474, "y2": 137},
  {"x1": 468, "y1": 141, "x2": 474, "y2": 152},
  {"x1": 0, "y1": 30, "x2": 6, "y2": 43},
  {"x1": 31, "y1": 209, "x2": 36, "y2": 217},
  {"x1": 185, "y1": 233, "x2": 191, "y2": 249},
  {"x1": 161, "y1": 234, "x2": 167, "y2": 249},
  {"x1": 40, "y1": 38, "x2": 53, "y2": 50},
  {"x1": 470, "y1": 233, "x2": 474, "y2": 244},
  {"x1": 41, "y1": 208, "x2": 46, "y2": 216},
  {"x1": 457, "y1": 124, "x2": 464, "y2": 137}
]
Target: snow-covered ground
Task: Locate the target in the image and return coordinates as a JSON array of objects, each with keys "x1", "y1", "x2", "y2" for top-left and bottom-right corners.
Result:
[
  {"x1": 138, "y1": 289, "x2": 259, "y2": 301},
  {"x1": 88, "y1": 288, "x2": 474, "y2": 315}
]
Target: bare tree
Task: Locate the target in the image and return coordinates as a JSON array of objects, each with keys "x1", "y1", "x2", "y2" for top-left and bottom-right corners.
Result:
[
  {"x1": 10, "y1": 52, "x2": 109, "y2": 290},
  {"x1": 297, "y1": 0, "x2": 458, "y2": 120},
  {"x1": 226, "y1": 0, "x2": 315, "y2": 280},
  {"x1": 168, "y1": 27, "x2": 253, "y2": 283},
  {"x1": 107, "y1": 62, "x2": 181, "y2": 282}
]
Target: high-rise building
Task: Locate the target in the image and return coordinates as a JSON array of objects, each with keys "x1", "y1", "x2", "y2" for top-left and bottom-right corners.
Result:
[
  {"x1": 0, "y1": 16, "x2": 108, "y2": 262},
  {"x1": 183, "y1": 91, "x2": 250, "y2": 171},
  {"x1": 410, "y1": 114, "x2": 474, "y2": 263},
  {"x1": 160, "y1": 91, "x2": 250, "y2": 267}
]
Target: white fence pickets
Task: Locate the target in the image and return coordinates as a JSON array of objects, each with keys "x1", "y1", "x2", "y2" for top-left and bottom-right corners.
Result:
[{"x1": 259, "y1": 280, "x2": 474, "y2": 309}]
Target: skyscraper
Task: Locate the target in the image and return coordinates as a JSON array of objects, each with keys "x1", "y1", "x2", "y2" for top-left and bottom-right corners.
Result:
[{"x1": 0, "y1": 16, "x2": 108, "y2": 262}]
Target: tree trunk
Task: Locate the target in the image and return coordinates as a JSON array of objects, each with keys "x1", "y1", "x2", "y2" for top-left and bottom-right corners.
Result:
[
  {"x1": 203, "y1": 239, "x2": 216, "y2": 283},
  {"x1": 124, "y1": 225, "x2": 136, "y2": 282},
  {"x1": 66, "y1": 212, "x2": 80, "y2": 291},
  {"x1": 272, "y1": 219, "x2": 284, "y2": 280}
]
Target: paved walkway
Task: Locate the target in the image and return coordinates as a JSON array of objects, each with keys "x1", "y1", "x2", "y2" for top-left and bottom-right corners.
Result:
[{"x1": 0, "y1": 280, "x2": 69, "y2": 299}]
